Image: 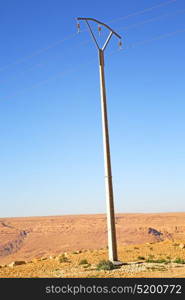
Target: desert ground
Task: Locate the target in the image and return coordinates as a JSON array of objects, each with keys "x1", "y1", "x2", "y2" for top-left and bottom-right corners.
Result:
[{"x1": 0, "y1": 212, "x2": 185, "y2": 277}]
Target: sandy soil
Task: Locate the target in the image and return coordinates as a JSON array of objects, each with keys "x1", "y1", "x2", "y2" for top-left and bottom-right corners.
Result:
[
  {"x1": 0, "y1": 212, "x2": 185, "y2": 277},
  {"x1": 1, "y1": 240, "x2": 185, "y2": 278}
]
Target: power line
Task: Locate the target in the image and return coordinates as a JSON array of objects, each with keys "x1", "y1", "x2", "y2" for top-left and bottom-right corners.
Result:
[
  {"x1": 0, "y1": 33, "x2": 77, "y2": 73},
  {"x1": 109, "y1": 0, "x2": 178, "y2": 24},
  {"x1": 2, "y1": 6, "x2": 184, "y2": 85},
  {"x1": 2, "y1": 56, "x2": 97, "y2": 101},
  {"x1": 118, "y1": 8, "x2": 185, "y2": 32},
  {"x1": 0, "y1": 0, "x2": 179, "y2": 74},
  {"x1": 2, "y1": 26, "x2": 185, "y2": 103},
  {"x1": 125, "y1": 27, "x2": 185, "y2": 49},
  {"x1": 0, "y1": 39, "x2": 89, "y2": 84}
]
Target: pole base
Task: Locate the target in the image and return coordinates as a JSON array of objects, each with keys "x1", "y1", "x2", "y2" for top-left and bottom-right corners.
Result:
[{"x1": 111, "y1": 260, "x2": 123, "y2": 267}]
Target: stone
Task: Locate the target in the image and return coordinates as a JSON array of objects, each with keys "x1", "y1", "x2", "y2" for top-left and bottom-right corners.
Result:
[
  {"x1": 179, "y1": 243, "x2": 185, "y2": 249},
  {"x1": 8, "y1": 261, "x2": 26, "y2": 267}
]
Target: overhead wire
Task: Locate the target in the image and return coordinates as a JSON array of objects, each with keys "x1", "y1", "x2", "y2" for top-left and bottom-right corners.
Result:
[
  {"x1": 1, "y1": 4, "x2": 184, "y2": 85},
  {"x1": 117, "y1": 8, "x2": 185, "y2": 32},
  {"x1": 108, "y1": 27, "x2": 185, "y2": 57},
  {"x1": 1, "y1": 0, "x2": 183, "y2": 101},
  {"x1": 0, "y1": 33, "x2": 78, "y2": 73},
  {"x1": 125, "y1": 27, "x2": 185, "y2": 49},
  {"x1": 109, "y1": 0, "x2": 178, "y2": 24},
  {"x1": 0, "y1": 39, "x2": 89, "y2": 84},
  {"x1": 0, "y1": 0, "x2": 179, "y2": 74},
  {"x1": 2, "y1": 55, "x2": 97, "y2": 101},
  {"x1": 2, "y1": 25, "x2": 185, "y2": 102}
]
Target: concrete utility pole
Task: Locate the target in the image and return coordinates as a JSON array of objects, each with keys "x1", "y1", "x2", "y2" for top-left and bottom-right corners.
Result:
[{"x1": 77, "y1": 17, "x2": 122, "y2": 264}]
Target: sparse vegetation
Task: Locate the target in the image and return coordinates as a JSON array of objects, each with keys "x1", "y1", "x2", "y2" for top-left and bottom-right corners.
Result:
[
  {"x1": 147, "y1": 266, "x2": 167, "y2": 271},
  {"x1": 83, "y1": 264, "x2": 91, "y2": 269},
  {"x1": 2, "y1": 240, "x2": 185, "y2": 277},
  {"x1": 1, "y1": 213, "x2": 185, "y2": 278},
  {"x1": 146, "y1": 258, "x2": 170, "y2": 264},
  {"x1": 58, "y1": 254, "x2": 69, "y2": 263},
  {"x1": 173, "y1": 258, "x2": 185, "y2": 264},
  {"x1": 79, "y1": 259, "x2": 89, "y2": 265},
  {"x1": 96, "y1": 260, "x2": 115, "y2": 270},
  {"x1": 148, "y1": 255, "x2": 155, "y2": 260},
  {"x1": 137, "y1": 256, "x2": 145, "y2": 260}
]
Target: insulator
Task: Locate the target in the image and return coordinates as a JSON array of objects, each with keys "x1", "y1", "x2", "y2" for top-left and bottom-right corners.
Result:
[
  {"x1": 98, "y1": 25, "x2": 101, "y2": 35},
  {"x1": 77, "y1": 22, "x2": 80, "y2": 33},
  {"x1": 119, "y1": 40, "x2": 122, "y2": 49}
]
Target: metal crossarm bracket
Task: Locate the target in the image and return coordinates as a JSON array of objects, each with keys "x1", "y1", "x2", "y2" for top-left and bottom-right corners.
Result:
[
  {"x1": 77, "y1": 17, "x2": 121, "y2": 39},
  {"x1": 77, "y1": 17, "x2": 122, "y2": 51}
]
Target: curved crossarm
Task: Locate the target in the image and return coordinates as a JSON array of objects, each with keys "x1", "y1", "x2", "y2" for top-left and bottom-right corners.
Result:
[{"x1": 77, "y1": 17, "x2": 121, "y2": 39}]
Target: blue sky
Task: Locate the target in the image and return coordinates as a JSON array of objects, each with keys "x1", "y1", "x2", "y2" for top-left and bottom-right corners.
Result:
[{"x1": 0, "y1": 0, "x2": 185, "y2": 217}]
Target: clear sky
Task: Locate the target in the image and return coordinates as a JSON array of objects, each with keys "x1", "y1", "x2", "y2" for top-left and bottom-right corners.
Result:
[{"x1": 0, "y1": 0, "x2": 185, "y2": 217}]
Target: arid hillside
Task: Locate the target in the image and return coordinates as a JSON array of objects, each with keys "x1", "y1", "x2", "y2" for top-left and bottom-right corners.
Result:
[
  {"x1": 1, "y1": 240, "x2": 185, "y2": 278},
  {"x1": 0, "y1": 212, "x2": 185, "y2": 266}
]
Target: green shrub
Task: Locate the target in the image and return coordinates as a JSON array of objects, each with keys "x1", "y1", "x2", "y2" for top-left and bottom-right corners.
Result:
[
  {"x1": 174, "y1": 258, "x2": 185, "y2": 264},
  {"x1": 155, "y1": 259, "x2": 169, "y2": 263},
  {"x1": 96, "y1": 260, "x2": 115, "y2": 270},
  {"x1": 79, "y1": 259, "x2": 88, "y2": 265},
  {"x1": 148, "y1": 255, "x2": 155, "y2": 260},
  {"x1": 146, "y1": 258, "x2": 170, "y2": 264},
  {"x1": 59, "y1": 254, "x2": 69, "y2": 263}
]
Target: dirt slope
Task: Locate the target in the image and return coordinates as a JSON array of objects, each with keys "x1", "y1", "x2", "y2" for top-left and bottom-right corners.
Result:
[
  {"x1": 1, "y1": 240, "x2": 185, "y2": 278},
  {"x1": 0, "y1": 212, "x2": 185, "y2": 266}
]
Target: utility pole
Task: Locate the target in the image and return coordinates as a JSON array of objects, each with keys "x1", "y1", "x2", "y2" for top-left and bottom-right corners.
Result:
[{"x1": 77, "y1": 17, "x2": 122, "y2": 264}]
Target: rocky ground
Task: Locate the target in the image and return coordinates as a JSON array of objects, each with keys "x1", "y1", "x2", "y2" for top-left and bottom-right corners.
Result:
[
  {"x1": 0, "y1": 240, "x2": 185, "y2": 278},
  {"x1": 1, "y1": 212, "x2": 185, "y2": 266},
  {"x1": 1, "y1": 213, "x2": 185, "y2": 277}
]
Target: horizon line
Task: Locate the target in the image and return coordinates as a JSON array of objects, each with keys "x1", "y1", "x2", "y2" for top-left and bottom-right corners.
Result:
[{"x1": 1, "y1": 211, "x2": 185, "y2": 219}]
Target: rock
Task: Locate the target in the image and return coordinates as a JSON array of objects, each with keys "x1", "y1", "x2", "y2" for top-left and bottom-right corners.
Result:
[
  {"x1": 73, "y1": 250, "x2": 81, "y2": 254},
  {"x1": 41, "y1": 257, "x2": 47, "y2": 261},
  {"x1": 8, "y1": 261, "x2": 26, "y2": 267},
  {"x1": 8, "y1": 262, "x2": 14, "y2": 267},
  {"x1": 148, "y1": 228, "x2": 163, "y2": 237},
  {"x1": 179, "y1": 243, "x2": 185, "y2": 249}
]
